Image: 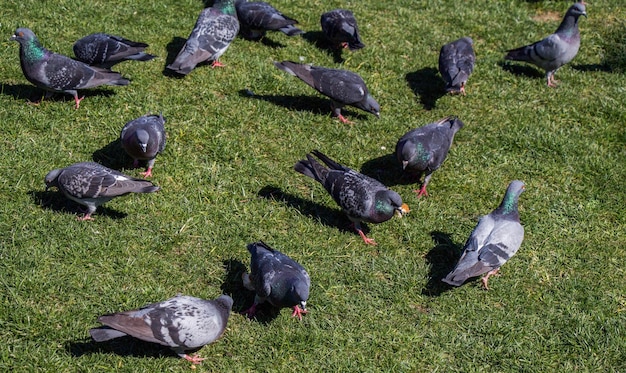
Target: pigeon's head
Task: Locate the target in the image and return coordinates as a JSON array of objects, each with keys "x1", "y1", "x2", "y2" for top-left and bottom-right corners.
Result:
[
  {"x1": 360, "y1": 94, "x2": 380, "y2": 118},
  {"x1": 135, "y1": 129, "x2": 150, "y2": 153},
  {"x1": 374, "y1": 190, "x2": 409, "y2": 222},
  {"x1": 10, "y1": 28, "x2": 36, "y2": 44},
  {"x1": 460, "y1": 37, "x2": 474, "y2": 46},
  {"x1": 570, "y1": 2, "x2": 587, "y2": 18},
  {"x1": 44, "y1": 168, "x2": 62, "y2": 190},
  {"x1": 215, "y1": 294, "x2": 234, "y2": 313},
  {"x1": 287, "y1": 279, "x2": 309, "y2": 308}
]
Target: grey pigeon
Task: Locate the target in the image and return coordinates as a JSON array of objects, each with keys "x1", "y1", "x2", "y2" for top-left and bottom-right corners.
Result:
[
  {"x1": 274, "y1": 61, "x2": 380, "y2": 124},
  {"x1": 44, "y1": 162, "x2": 160, "y2": 220},
  {"x1": 504, "y1": 1, "x2": 587, "y2": 87},
  {"x1": 89, "y1": 294, "x2": 233, "y2": 365},
  {"x1": 442, "y1": 180, "x2": 525, "y2": 290},
  {"x1": 242, "y1": 241, "x2": 310, "y2": 320},
  {"x1": 235, "y1": 0, "x2": 303, "y2": 40},
  {"x1": 395, "y1": 116, "x2": 464, "y2": 198},
  {"x1": 320, "y1": 9, "x2": 365, "y2": 50},
  {"x1": 73, "y1": 33, "x2": 156, "y2": 68},
  {"x1": 294, "y1": 150, "x2": 409, "y2": 245},
  {"x1": 120, "y1": 113, "x2": 167, "y2": 178},
  {"x1": 439, "y1": 37, "x2": 475, "y2": 95},
  {"x1": 166, "y1": 0, "x2": 239, "y2": 75},
  {"x1": 10, "y1": 28, "x2": 130, "y2": 109}
]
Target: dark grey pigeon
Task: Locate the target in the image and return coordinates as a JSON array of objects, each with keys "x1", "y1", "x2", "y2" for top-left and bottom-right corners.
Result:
[
  {"x1": 242, "y1": 241, "x2": 310, "y2": 320},
  {"x1": 10, "y1": 28, "x2": 130, "y2": 109},
  {"x1": 73, "y1": 33, "x2": 156, "y2": 68},
  {"x1": 120, "y1": 113, "x2": 166, "y2": 178},
  {"x1": 321, "y1": 9, "x2": 365, "y2": 50},
  {"x1": 235, "y1": 0, "x2": 303, "y2": 40},
  {"x1": 442, "y1": 180, "x2": 525, "y2": 290},
  {"x1": 89, "y1": 294, "x2": 233, "y2": 365},
  {"x1": 294, "y1": 150, "x2": 409, "y2": 245},
  {"x1": 274, "y1": 61, "x2": 379, "y2": 124},
  {"x1": 439, "y1": 37, "x2": 475, "y2": 95},
  {"x1": 44, "y1": 162, "x2": 160, "y2": 220},
  {"x1": 166, "y1": 0, "x2": 239, "y2": 75},
  {"x1": 395, "y1": 116, "x2": 464, "y2": 198},
  {"x1": 504, "y1": 1, "x2": 587, "y2": 87}
]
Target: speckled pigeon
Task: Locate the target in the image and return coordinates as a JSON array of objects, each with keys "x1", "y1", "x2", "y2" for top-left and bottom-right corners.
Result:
[
  {"x1": 442, "y1": 180, "x2": 525, "y2": 290},
  {"x1": 320, "y1": 9, "x2": 365, "y2": 50},
  {"x1": 10, "y1": 28, "x2": 129, "y2": 109},
  {"x1": 395, "y1": 116, "x2": 464, "y2": 198},
  {"x1": 274, "y1": 61, "x2": 379, "y2": 124},
  {"x1": 73, "y1": 33, "x2": 156, "y2": 68},
  {"x1": 504, "y1": 1, "x2": 587, "y2": 87},
  {"x1": 242, "y1": 241, "x2": 310, "y2": 320},
  {"x1": 294, "y1": 150, "x2": 409, "y2": 245},
  {"x1": 89, "y1": 294, "x2": 233, "y2": 365},
  {"x1": 235, "y1": 0, "x2": 303, "y2": 40},
  {"x1": 44, "y1": 162, "x2": 160, "y2": 220},
  {"x1": 166, "y1": 0, "x2": 239, "y2": 75},
  {"x1": 120, "y1": 113, "x2": 166, "y2": 178},
  {"x1": 439, "y1": 37, "x2": 475, "y2": 95}
]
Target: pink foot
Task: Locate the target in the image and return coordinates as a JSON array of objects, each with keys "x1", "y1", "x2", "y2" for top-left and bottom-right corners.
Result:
[
  {"x1": 337, "y1": 114, "x2": 353, "y2": 124},
  {"x1": 357, "y1": 229, "x2": 377, "y2": 246},
  {"x1": 291, "y1": 305, "x2": 308, "y2": 320},
  {"x1": 413, "y1": 185, "x2": 428, "y2": 198},
  {"x1": 183, "y1": 354, "x2": 206, "y2": 365},
  {"x1": 77, "y1": 214, "x2": 94, "y2": 221},
  {"x1": 480, "y1": 268, "x2": 501, "y2": 290},
  {"x1": 140, "y1": 167, "x2": 153, "y2": 178},
  {"x1": 242, "y1": 304, "x2": 257, "y2": 318},
  {"x1": 211, "y1": 60, "x2": 225, "y2": 68},
  {"x1": 460, "y1": 83, "x2": 466, "y2": 96},
  {"x1": 74, "y1": 95, "x2": 85, "y2": 109}
]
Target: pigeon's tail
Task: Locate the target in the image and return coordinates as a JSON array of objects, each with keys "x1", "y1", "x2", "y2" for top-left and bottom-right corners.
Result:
[
  {"x1": 89, "y1": 327, "x2": 128, "y2": 342},
  {"x1": 273, "y1": 61, "x2": 316, "y2": 88},
  {"x1": 166, "y1": 46, "x2": 207, "y2": 76},
  {"x1": 441, "y1": 274, "x2": 466, "y2": 287},
  {"x1": 504, "y1": 45, "x2": 532, "y2": 62},
  {"x1": 310, "y1": 150, "x2": 348, "y2": 172},
  {"x1": 137, "y1": 184, "x2": 161, "y2": 194},
  {"x1": 294, "y1": 153, "x2": 329, "y2": 184},
  {"x1": 347, "y1": 38, "x2": 365, "y2": 51},
  {"x1": 279, "y1": 25, "x2": 304, "y2": 37},
  {"x1": 127, "y1": 52, "x2": 157, "y2": 62}
]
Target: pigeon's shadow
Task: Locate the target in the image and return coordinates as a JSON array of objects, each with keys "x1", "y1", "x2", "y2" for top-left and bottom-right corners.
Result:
[
  {"x1": 238, "y1": 33, "x2": 286, "y2": 49},
  {"x1": 92, "y1": 138, "x2": 130, "y2": 171},
  {"x1": 421, "y1": 231, "x2": 462, "y2": 296},
  {"x1": 0, "y1": 83, "x2": 117, "y2": 105},
  {"x1": 358, "y1": 153, "x2": 406, "y2": 187},
  {"x1": 28, "y1": 190, "x2": 127, "y2": 220},
  {"x1": 405, "y1": 68, "x2": 446, "y2": 110},
  {"x1": 499, "y1": 61, "x2": 544, "y2": 79},
  {"x1": 67, "y1": 337, "x2": 177, "y2": 360},
  {"x1": 571, "y1": 63, "x2": 613, "y2": 73},
  {"x1": 201, "y1": 0, "x2": 215, "y2": 7},
  {"x1": 301, "y1": 31, "x2": 344, "y2": 63}
]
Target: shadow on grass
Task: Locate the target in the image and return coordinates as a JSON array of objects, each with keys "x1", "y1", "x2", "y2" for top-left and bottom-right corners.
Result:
[
  {"x1": 359, "y1": 153, "x2": 409, "y2": 188},
  {"x1": 28, "y1": 190, "x2": 127, "y2": 220},
  {"x1": 0, "y1": 83, "x2": 118, "y2": 106},
  {"x1": 499, "y1": 61, "x2": 544, "y2": 80},
  {"x1": 571, "y1": 63, "x2": 613, "y2": 73},
  {"x1": 421, "y1": 231, "x2": 462, "y2": 296},
  {"x1": 301, "y1": 31, "x2": 344, "y2": 64},
  {"x1": 238, "y1": 33, "x2": 287, "y2": 48},
  {"x1": 92, "y1": 138, "x2": 130, "y2": 171},
  {"x1": 405, "y1": 68, "x2": 446, "y2": 110},
  {"x1": 67, "y1": 336, "x2": 177, "y2": 360}
]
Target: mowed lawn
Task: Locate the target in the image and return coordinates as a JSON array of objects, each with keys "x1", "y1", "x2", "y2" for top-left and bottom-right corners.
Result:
[{"x1": 0, "y1": 0, "x2": 625, "y2": 371}]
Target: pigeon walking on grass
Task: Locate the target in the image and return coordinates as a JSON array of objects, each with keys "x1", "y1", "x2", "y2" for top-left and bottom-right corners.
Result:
[
  {"x1": 242, "y1": 241, "x2": 310, "y2": 320},
  {"x1": 320, "y1": 9, "x2": 365, "y2": 50},
  {"x1": 120, "y1": 113, "x2": 167, "y2": 178},
  {"x1": 442, "y1": 180, "x2": 525, "y2": 290},
  {"x1": 10, "y1": 28, "x2": 129, "y2": 109},
  {"x1": 439, "y1": 37, "x2": 475, "y2": 95},
  {"x1": 89, "y1": 294, "x2": 233, "y2": 365},
  {"x1": 294, "y1": 150, "x2": 409, "y2": 245},
  {"x1": 44, "y1": 162, "x2": 160, "y2": 220},
  {"x1": 73, "y1": 33, "x2": 156, "y2": 68},
  {"x1": 504, "y1": 1, "x2": 587, "y2": 87},
  {"x1": 235, "y1": 0, "x2": 303, "y2": 40}
]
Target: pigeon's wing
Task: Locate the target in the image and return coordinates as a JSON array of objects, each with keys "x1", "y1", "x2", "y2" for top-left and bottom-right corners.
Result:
[
  {"x1": 58, "y1": 163, "x2": 157, "y2": 198},
  {"x1": 310, "y1": 68, "x2": 368, "y2": 105},
  {"x1": 97, "y1": 302, "x2": 175, "y2": 347}
]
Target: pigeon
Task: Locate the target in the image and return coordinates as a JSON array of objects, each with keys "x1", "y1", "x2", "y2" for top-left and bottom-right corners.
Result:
[
  {"x1": 166, "y1": 0, "x2": 239, "y2": 75},
  {"x1": 442, "y1": 180, "x2": 525, "y2": 290},
  {"x1": 235, "y1": 0, "x2": 303, "y2": 40},
  {"x1": 242, "y1": 241, "x2": 310, "y2": 320},
  {"x1": 44, "y1": 162, "x2": 160, "y2": 220},
  {"x1": 320, "y1": 9, "x2": 365, "y2": 50},
  {"x1": 10, "y1": 28, "x2": 130, "y2": 109},
  {"x1": 504, "y1": 1, "x2": 587, "y2": 87},
  {"x1": 73, "y1": 33, "x2": 156, "y2": 68},
  {"x1": 273, "y1": 61, "x2": 380, "y2": 124},
  {"x1": 120, "y1": 113, "x2": 167, "y2": 178},
  {"x1": 294, "y1": 150, "x2": 409, "y2": 245},
  {"x1": 89, "y1": 294, "x2": 233, "y2": 365},
  {"x1": 395, "y1": 116, "x2": 464, "y2": 198},
  {"x1": 439, "y1": 37, "x2": 475, "y2": 95}
]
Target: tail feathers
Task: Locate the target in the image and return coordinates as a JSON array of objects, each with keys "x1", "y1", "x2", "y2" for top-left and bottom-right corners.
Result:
[
  {"x1": 273, "y1": 60, "x2": 299, "y2": 76},
  {"x1": 441, "y1": 273, "x2": 467, "y2": 287},
  {"x1": 310, "y1": 150, "x2": 347, "y2": 171},
  {"x1": 274, "y1": 61, "x2": 315, "y2": 87},
  {"x1": 504, "y1": 45, "x2": 531, "y2": 62},
  {"x1": 138, "y1": 185, "x2": 160, "y2": 193},
  {"x1": 279, "y1": 25, "x2": 303, "y2": 37},
  {"x1": 294, "y1": 153, "x2": 329, "y2": 183},
  {"x1": 89, "y1": 327, "x2": 128, "y2": 342},
  {"x1": 91, "y1": 70, "x2": 131, "y2": 86},
  {"x1": 128, "y1": 52, "x2": 157, "y2": 62},
  {"x1": 347, "y1": 40, "x2": 365, "y2": 51},
  {"x1": 167, "y1": 47, "x2": 210, "y2": 75}
]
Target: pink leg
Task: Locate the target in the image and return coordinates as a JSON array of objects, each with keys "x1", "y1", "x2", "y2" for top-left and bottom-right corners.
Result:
[
  {"x1": 211, "y1": 60, "x2": 225, "y2": 68},
  {"x1": 291, "y1": 305, "x2": 308, "y2": 320},
  {"x1": 242, "y1": 303, "x2": 258, "y2": 318},
  {"x1": 480, "y1": 268, "x2": 501, "y2": 290},
  {"x1": 140, "y1": 167, "x2": 153, "y2": 178},
  {"x1": 337, "y1": 114, "x2": 353, "y2": 124},
  {"x1": 413, "y1": 185, "x2": 429, "y2": 198},
  {"x1": 460, "y1": 82, "x2": 466, "y2": 96},
  {"x1": 74, "y1": 95, "x2": 85, "y2": 109},
  {"x1": 77, "y1": 214, "x2": 94, "y2": 221},
  {"x1": 183, "y1": 354, "x2": 206, "y2": 365}
]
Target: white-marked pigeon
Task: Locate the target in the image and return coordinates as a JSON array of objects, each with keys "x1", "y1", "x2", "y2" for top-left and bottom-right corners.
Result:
[
  {"x1": 273, "y1": 61, "x2": 379, "y2": 124},
  {"x1": 442, "y1": 180, "x2": 525, "y2": 290},
  {"x1": 242, "y1": 241, "x2": 310, "y2": 320},
  {"x1": 320, "y1": 9, "x2": 365, "y2": 50},
  {"x1": 395, "y1": 116, "x2": 464, "y2": 198},
  {"x1": 10, "y1": 28, "x2": 129, "y2": 109},
  {"x1": 167, "y1": 0, "x2": 239, "y2": 75},
  {"x1": 73, "y1": 33, "x2": 156, "y2": 68},
  {"x1": 44, "y1": 162, "x2": 160, "y2": 220},
  {"x1": 120, "y1": 113, "x2": 166, "y2": 178},
  {"x1": 235, "y1": 0, "x2": 303, "y2": 40},
  {"x1": 504, "y1": 1, "x2": 587, "y2": 87},
  {"x1": 294, "y1": 150, "x2": 409, "y2": 245},
  {"x1": 439, "y1": 37, "x2": 475, "y2": 95},
  {"x1": 89, "y1": 294, "x2": 233, "y2": 365}
]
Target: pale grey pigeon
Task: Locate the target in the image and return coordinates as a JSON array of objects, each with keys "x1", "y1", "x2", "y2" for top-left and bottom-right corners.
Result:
[
  {"x1": 320, "y1": 9, "x2": 365, "y2": 50},
  {"x1": 442, "y1": 180, "x2": 525, "y2": 289},
  {"x1": 504, "y1": 1, "x2": 587, "y2": 87},
  {"x1": 294, "y1": 150, "x2": 409, "y2": 245},
  {"x1": 166, "y1": 0, "x2": 239, "y2": 75},
  {"x1": 439, "y1": 37, "x2": 475, "y2": 95},
  {"x1": 73, "y1": 33, "x2": 156, "y2": 68},
  {"x1": 120, "y1": 113, "x2": 166, "y2": 178},
  {"x1": 44, "y1": 162, "x2": 160, "y2": 220},
  {"x1": 395, "y1": 116, "x2": 464, "y2": 198},
  {"x1": 235, "y1": 0, "x2": 303, "y2": 40},
  {"x1": 242, "y1": 241, "x2": 310, "y2": 320},
  {"x1": 274, "y1": 61, "x2": 380, "y2": 124},
  {"x1": 89, "y1": 294, "x2": 233, "y2": 365},
  {"x1": 10, "y1": 28, "x2": 130, "y2": 109}
]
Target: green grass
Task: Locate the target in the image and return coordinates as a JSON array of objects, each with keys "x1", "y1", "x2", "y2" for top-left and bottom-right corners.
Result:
[{"x1": 1, "y1": 0, "x2": 625, "y2": 371}]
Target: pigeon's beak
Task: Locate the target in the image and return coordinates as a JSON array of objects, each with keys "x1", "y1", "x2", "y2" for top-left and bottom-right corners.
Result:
[
  {"x1": 9, "y1": 34, "x2": 16, "y2": 41},
  {"x1": 402, "y1": 160, "x2": 408, "y2": 170},
  {"x1": 300, "y1": 301, "x2": 307, "y2": 311},
  {"x1": 582, "y1": 11, "x2": 587, "y2": 18},
  {"x1": 396, "y1": 203, "x2": 410, "y2": 217},
  {"x1": 374, "y1": 111, "x2": 380, "y2": 119},
  {"x1": 140, "y1": 144, "x2": 147, "y2": 153}
]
